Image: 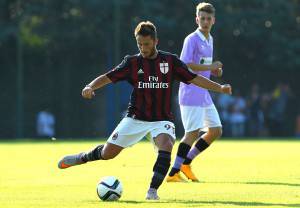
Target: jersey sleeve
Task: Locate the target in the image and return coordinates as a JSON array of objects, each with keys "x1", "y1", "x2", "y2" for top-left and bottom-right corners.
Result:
[
  {"x1": 106, "y1": 56, "x2": 130, "y2": 83},
  {"x1": 180, "y1": 36, "x2": 195, "y2": 64},
  {"x1": 173, "y1": 55, "x2": 197, "y2": 84}
]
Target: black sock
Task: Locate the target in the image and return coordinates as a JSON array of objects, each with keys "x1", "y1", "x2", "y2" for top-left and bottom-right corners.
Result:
[
  {"x1": 150, "y1": 150, "x2": 171, "y2": 189},
  {"x1": 169, "y1": 142, "x2": 191, "y2": 176},
  {"x1": 195, "y1": 138, "x2": 209, "y2": 152},
  {"x1": 183, "y1": 158, "x2": 192, "y2": 165},
  {"x1": 81, "y1": 144, "x2": 104, "y2": 162},
  {"x1": 183, "y1": 138, "x2": 209, "y2": 165},
  {"x1": 181, "y1": 131, "x2": 205, "y2": 165}
]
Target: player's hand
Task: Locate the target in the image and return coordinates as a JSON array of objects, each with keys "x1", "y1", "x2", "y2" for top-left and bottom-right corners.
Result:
[
  {"x1": 220, "y1": 84, "x2": 232, "y2": 95},
  {"x1": 82, "y1": 85, "x2": 95, "y2": 99},
  {"x1": 211, "y1": 68, "x2": 223, "y2": 77},
  {"x1": 210, "y1": 61, "x2": 223, "y2": 70}
]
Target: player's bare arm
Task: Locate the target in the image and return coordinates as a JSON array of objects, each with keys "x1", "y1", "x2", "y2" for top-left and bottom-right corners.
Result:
[
  {"x1": 82, "y1": 75, "x2": 112, "y2": 99},
  {"x1": 211, "y1": 67, "x2": 223, "y2": 77},
  {"x1": 187, "y1": 61, "x2": 222, "y2": 72},
  {"x1": 189, "y1": 75, "x2": 232, "y2": 94}
]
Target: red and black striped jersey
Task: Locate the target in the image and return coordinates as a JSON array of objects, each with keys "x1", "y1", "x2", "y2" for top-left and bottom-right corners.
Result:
[{"x1": 106, "y1": 50, "x2": 197, "y2": 122}]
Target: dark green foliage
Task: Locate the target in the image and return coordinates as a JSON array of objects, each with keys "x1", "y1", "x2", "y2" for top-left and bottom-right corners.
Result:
[{"x1": 0, "y1": 0, "x2": 299, "y2": 138}]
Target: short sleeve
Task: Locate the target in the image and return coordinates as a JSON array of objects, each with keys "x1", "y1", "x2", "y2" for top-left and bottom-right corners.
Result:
[
  {"x1": 106, "y1": 56, "x2": 130, "y2": 83},
  {"x1": 173, "y1": 55, "x2": 197, "y2": 84},
  {"x1": 180, "y1": 36, "x2": 195, "y2": 64}
]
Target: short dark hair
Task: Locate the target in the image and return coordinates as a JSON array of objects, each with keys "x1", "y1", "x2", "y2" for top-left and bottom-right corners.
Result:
[
  {"x1": 196, "y1": 2, "x2": 215, "y2": 16},
  {"x1": 134, "y1": 21, "x2": 157, "y2": 39}
]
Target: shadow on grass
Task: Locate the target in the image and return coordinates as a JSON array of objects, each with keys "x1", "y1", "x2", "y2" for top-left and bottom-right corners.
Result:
[
  {"x1": 113, "y1": 199, "x2": 300, "y2": 207},
  {"x1": 203, "y1": 181, "x2": 300, "y2": 187},
  {"x1": 85, "y1": 180, "x2": 300, "y2": 206},
  {"x1": 245, "y1": 181, "x2": 300, "y2": 187}
]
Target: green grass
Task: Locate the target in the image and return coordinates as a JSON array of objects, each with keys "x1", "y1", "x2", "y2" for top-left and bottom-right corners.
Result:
[{"x1": 1, "y1": 139, "x2": 300, "y2": 208}]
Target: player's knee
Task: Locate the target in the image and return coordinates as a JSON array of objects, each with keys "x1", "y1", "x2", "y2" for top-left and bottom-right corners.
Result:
[
  {"x1": 161, "y1": 138, "x2": 174, "y2": 152},
  {"x1": 162, "y1": 140, "x2": 174, "y2": 152},
  {"x1": 216, "y1": 127, "x2": 223, "y2": 138},
  {"x1": 181, "y1": 130, "x2": 199, "y2": 144},
  {"x1": 155, "y1": 134, "x2": 174, "y2": 152},
  {"x1": 210, "y1": 127, "x2": 222, "y2": 138}
]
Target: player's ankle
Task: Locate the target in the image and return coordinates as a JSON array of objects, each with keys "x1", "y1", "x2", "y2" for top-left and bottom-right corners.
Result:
[
  {"x1": 169, "y1": 168, "x2": 180, "y2": 176},
  {"x1": 183, "y1": 159, "x2": 192, "y2": 165}
]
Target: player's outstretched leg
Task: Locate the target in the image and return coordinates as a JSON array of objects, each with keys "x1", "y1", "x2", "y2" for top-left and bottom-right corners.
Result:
[
  {"x1": 58, "y1": 144, "x2": 104, "y2": 169},
  {"x1": 58, "y1": 152, "x2": 86, "y2": 169}
]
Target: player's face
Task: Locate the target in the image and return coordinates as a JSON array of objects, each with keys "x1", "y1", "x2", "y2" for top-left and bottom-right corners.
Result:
[
  {"x1": 196, "y1": 11, "x2": 215, "y2": 33},
  {"x1": 136, "y1": 35, "x2": 158, "y2": 58}
]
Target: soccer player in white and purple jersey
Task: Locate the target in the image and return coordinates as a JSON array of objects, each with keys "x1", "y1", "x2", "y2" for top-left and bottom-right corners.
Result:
[{"x1": 167, "y1": 2, "x2": 226, "y2": 182}]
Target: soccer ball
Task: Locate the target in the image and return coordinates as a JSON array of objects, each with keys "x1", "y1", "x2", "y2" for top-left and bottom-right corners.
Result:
[{"x1": 96, "y1": 176, "x2": 123, "y2": 201}]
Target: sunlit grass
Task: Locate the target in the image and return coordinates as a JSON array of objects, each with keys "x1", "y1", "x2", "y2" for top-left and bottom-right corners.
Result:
[{"x1": 1, "y1": 139, "x2": 300, "y2": 208}]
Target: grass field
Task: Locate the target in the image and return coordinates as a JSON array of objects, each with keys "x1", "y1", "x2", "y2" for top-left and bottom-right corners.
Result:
[{"x1": 1, "y1": 139, "x2": 300, "y2": 208}]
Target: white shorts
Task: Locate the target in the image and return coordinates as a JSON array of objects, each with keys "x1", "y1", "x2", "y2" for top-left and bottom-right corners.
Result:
[
  {"x1": 180, "y1": 104, "x2": 222, "y2": 133},
  {"x1": 107, "y1": 117, "x2": 176, "y2": 148}
]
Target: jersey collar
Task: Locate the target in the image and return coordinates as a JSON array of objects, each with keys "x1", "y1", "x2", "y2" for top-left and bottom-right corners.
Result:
[{"x1": 196, "y1": 29, "x2": 212, "y2": 44}]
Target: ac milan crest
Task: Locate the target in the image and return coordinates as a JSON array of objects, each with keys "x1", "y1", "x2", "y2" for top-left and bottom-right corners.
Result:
[
  {"x1": 112, "y1": 132, "x2": 119, "y2": 140},
  {"x1": 159, "y1": 62, "x2": 169, "y2": 74}
]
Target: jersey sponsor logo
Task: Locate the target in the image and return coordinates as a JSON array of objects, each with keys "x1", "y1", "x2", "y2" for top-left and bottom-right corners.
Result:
[
  {"x1": 199, "y1": 57, "x2": 212, "y2": 65},
  {"x1": 159, "y1": 62, "x2": 169, "y2": 74},
  {"x1": 138, "y1": 76, "x2": 169, "y2": 89}
]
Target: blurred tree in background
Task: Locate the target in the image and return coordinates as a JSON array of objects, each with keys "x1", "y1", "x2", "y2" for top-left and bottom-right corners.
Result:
[{"x1": 0, "y1": 0, "x2": 299, "y2": 138}]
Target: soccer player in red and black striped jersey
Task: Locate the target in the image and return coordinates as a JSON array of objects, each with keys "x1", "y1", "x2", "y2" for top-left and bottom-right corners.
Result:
[{"x1": 58, "y1": 21, "x2": 232, "y2": 200}]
